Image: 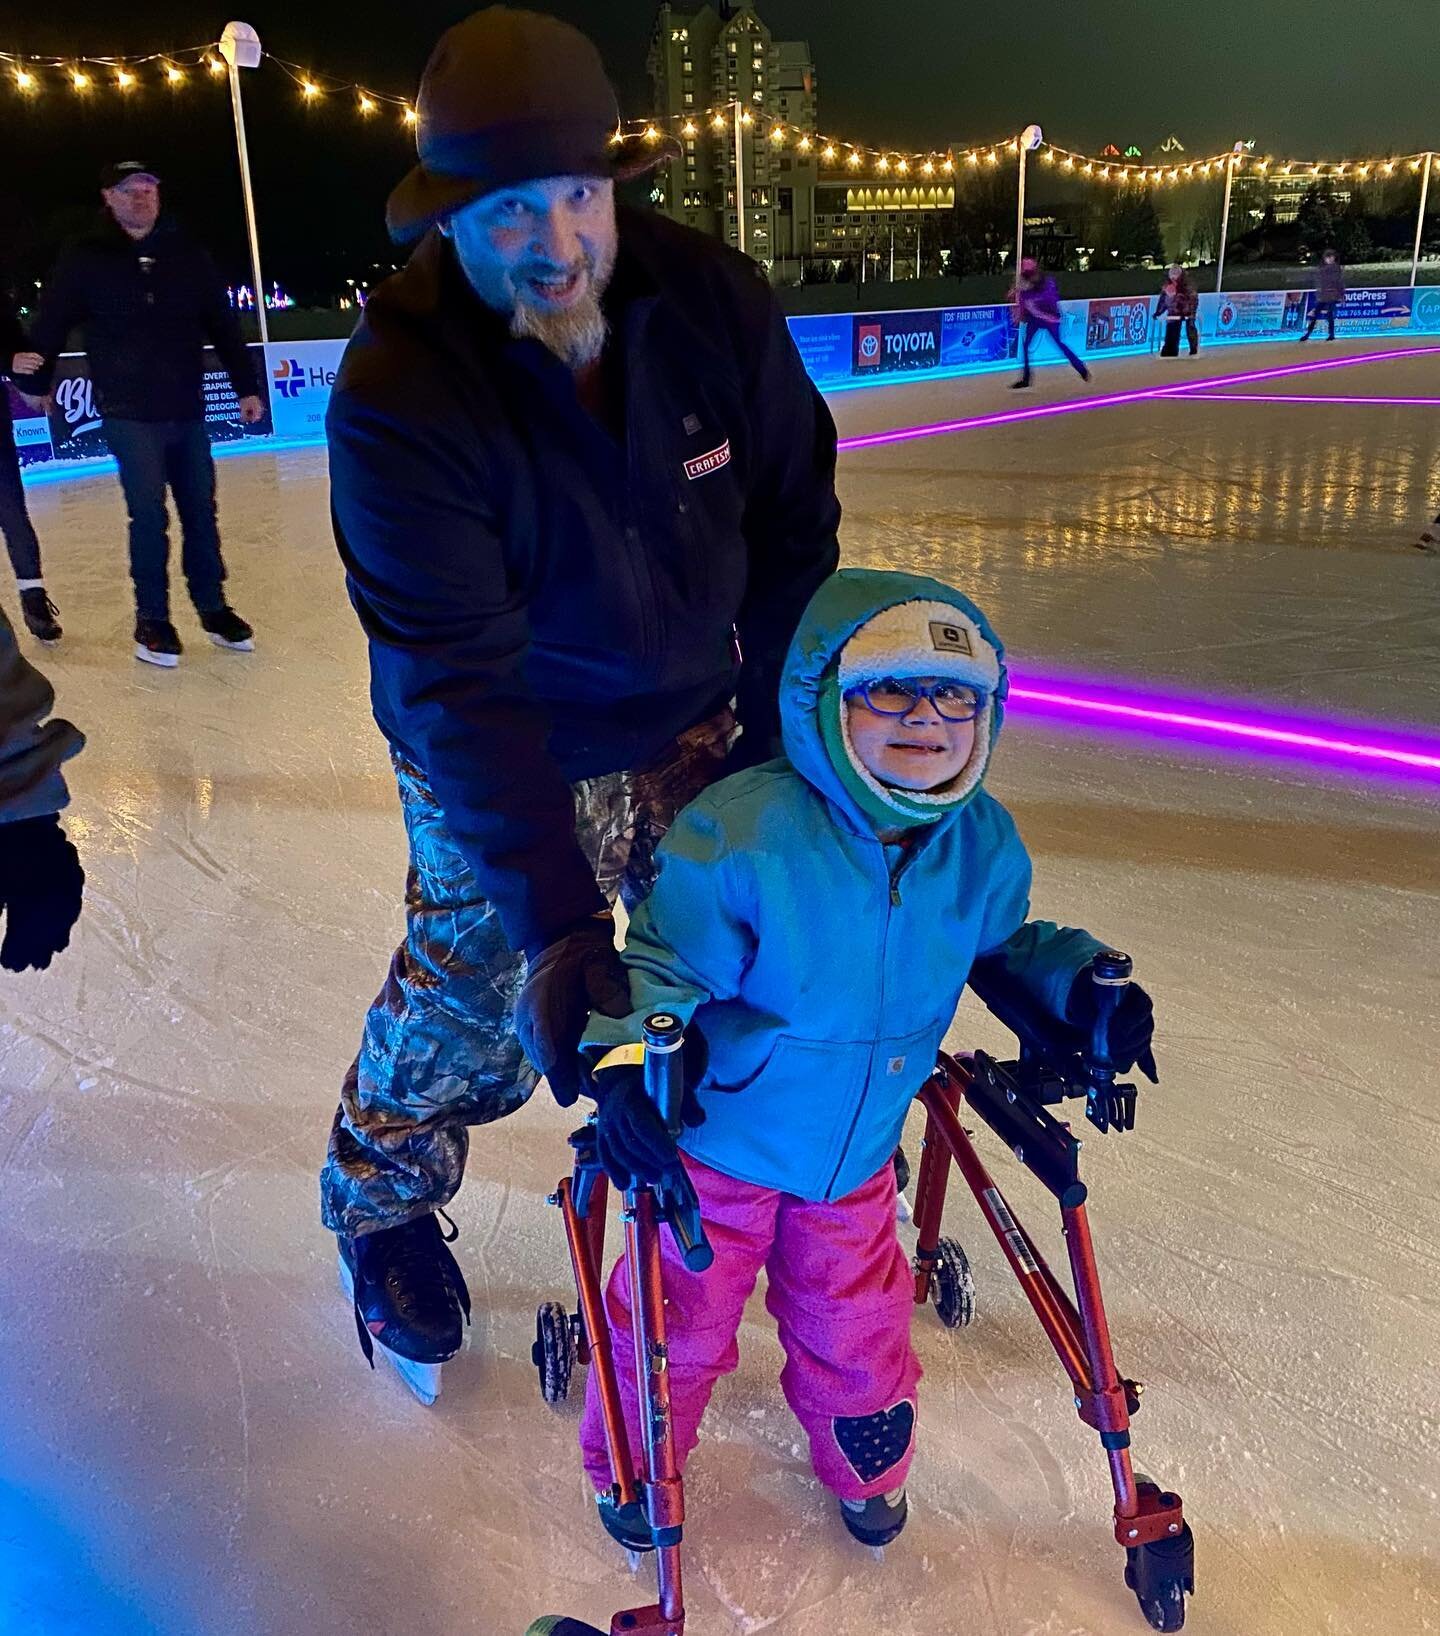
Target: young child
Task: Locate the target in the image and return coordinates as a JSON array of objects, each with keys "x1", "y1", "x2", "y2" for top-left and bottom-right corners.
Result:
[{"x1": 579, "y1": 568, "x2": 1156, "y2": 1551}]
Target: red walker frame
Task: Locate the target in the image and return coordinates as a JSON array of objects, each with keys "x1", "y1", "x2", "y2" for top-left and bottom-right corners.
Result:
[{"x1": 530, "y1": 984, "x2": 1194, "y2": 1636}]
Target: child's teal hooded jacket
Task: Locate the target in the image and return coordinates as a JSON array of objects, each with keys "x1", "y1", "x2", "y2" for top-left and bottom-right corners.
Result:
[{"x1": 587, "y1": 569, "x2": 1105, "y2": 1202}]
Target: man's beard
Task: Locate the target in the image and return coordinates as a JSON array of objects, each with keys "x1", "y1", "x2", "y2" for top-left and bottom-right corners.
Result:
[{"x1": 507, "y1": 242, "x2": 616, "y2": 369}]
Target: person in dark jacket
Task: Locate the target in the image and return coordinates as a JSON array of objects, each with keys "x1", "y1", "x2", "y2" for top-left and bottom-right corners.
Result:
[
  {"x1": 320, "y1": 6, "x2": 840, "y2": 1397},
  {"x1": 1300, "y1": 249, "x2": 1345, "y2": 341},
  {"x1": 0, "y1": 287, "x2": 59, "y2": 642},
  {"x1": 1010, "y1": 257, "x2": 1090, "y2": 389},
  {"x1": 1154, "y1": 264, "x2": 1200, "y2": 357},
  {"x1": 13, "y1": 162, "x2": 263, "y2": 666},
  {"x1": 0, "y1": 596, "x2": 84, "y2": 970}
]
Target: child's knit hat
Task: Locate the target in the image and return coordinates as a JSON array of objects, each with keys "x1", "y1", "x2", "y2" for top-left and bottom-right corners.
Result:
[{"x1": 819, "y1": 598, "x2": 1004, "y2": 829}]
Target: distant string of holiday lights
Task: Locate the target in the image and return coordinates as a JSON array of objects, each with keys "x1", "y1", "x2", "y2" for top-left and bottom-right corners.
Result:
[{"x1": 1, "y1": 40, "x2": 1434, "y2": 185}]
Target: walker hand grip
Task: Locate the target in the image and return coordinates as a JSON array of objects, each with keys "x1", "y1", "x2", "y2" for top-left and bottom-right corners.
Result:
[
  {"x1": 1083, "y1": 951, "x2": 1136, "y2": 1134},
  {"x1": 642, "y1": 1012, "x2": 686, "y2": 1136},
  {"x1": 659, "y1": 1167, "x2": 714, "y2": 1273}
]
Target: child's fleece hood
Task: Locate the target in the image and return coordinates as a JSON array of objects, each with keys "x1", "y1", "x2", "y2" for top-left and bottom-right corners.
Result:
[{"x1": 779, "y1": 568, "x2": 1010, "y2": 832}]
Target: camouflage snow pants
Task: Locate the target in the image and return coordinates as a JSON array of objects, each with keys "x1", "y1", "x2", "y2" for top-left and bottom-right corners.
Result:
[{"x1": 320, "y1": 709, "x2": 735, "y2": 1238}]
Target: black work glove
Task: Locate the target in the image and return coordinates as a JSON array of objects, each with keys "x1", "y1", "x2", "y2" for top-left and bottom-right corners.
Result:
[
  {"x1": 1066, "y1": 968, "x2": 1158, "y2": 1084},
  {"x1": 592, "y1": 1063, "x2": 707, "y2": 1191},
  {"x1": 515, "y1": 915, "x2": 630, "y2": 1108},
  {"x1": 0, "y1": 814, "x2": 84, "y2": 973}
]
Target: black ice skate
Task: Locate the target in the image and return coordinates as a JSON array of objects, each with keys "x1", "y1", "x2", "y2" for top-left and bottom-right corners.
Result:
[
  {"x1": 20, "y1": 587, "x2": 62, "y2": 644},
  {"x1": 199, "y1": 604, "x2": 255, "y2": 651},
  {"x1": 838, "y1": 1487, "x2": 909, "y2": 1548},
  {"x1": 135, "y1": 617, "x2": 183, "y2": 667},
  {"x1": 337, "y1": 1210, "x2": 471, "y2": 1405}
]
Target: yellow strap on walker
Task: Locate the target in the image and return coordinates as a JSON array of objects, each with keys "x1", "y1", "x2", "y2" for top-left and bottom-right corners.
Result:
[{"x1": 592, "y1": 1042, "x2": 647, "y2": 1074}]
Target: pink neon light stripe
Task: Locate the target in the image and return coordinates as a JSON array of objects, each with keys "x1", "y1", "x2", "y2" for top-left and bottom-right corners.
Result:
[
  {"x1": 1157, "y1": 391, "x2": 1440, "y2": 406},
  {"x1": 1007, "y1": 684, "x2": 1440, "y2": 778},
  {"x1": 834, "y1": 345, "x2": 1440, "y2": 452}
]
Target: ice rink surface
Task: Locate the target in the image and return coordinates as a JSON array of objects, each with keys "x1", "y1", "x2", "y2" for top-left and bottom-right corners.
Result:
[{"x1": 2, "y1": 339, "x2": 1437, "y2": 1636}]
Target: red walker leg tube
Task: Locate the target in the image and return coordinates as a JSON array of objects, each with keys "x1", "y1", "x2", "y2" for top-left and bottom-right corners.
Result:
[
  {"x1": 617, "y1": 1190, "x2": 686, "y2": 1636},
  {"x1": 559, "y1": 1177, "x2": 638, "y2": 1510}
]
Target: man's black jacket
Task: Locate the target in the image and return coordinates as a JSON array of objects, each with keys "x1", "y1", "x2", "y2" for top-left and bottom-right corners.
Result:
[
  {"x1": 327, "y1": 206, "x2": 840, "y2": 957},
  {"x1": 18, "y1": 215, "x2": 257, "y2": 420}
]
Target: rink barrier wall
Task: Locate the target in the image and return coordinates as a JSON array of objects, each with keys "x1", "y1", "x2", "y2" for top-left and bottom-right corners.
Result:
[{"x1": 13, "y1": 283, "x2": 1440, "y2": 476}]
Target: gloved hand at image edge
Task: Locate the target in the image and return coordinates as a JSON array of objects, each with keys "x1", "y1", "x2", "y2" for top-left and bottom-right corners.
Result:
[
  {"x1": 1065, "y1": 967, "x2": 1158, "y2": 1084},
  {"x1": 514, "y1": 913, "x2": 630, "y2": 1107},
  {"x1": 0, "y1": 814, "x2": 85, "y2": 972}
]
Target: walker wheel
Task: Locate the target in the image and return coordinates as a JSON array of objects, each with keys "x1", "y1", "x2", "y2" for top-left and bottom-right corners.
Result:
[
  {"x1": 929, "y1": 1236, "x2": 975, "y2": 1329},
  {"x1": 532, "y1": 1301, "x2": 577, "y2": 1404},
  {"x1": 524, "y1": 1619, "x2": 608, "y2": 1635},
  {"x1": 1124, "y1": 1522, "x2": 1194, "y2": 1631}
]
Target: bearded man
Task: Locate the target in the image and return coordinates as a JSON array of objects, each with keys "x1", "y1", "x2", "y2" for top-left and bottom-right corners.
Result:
[{"x1": 320, "y1": 6, "x2": 840, "y2": 1398}]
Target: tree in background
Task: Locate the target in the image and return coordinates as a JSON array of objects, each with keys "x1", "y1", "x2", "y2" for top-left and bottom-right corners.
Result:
[
  {"x1": 1294, "y1": 181, "x2": 1341, "y2": 257},
  {"x1": 1094, "y1": 190, "x2": 1164, "y2": 266},
  {"x1": 1334, "y1": 188, "x2": 1374, "y2": 262}
]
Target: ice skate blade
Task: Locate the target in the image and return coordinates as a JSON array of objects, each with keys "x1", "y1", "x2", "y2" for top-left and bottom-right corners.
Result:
[
  {"x1": 336, "y1": 1254, "x2": 444, "y2": 1405},
  {"x1": 207, "y1": 632, "x2": 255, "y2": 652},
  {"x1": 135, "y1": 644, "x2": 179, "y2": 668}
]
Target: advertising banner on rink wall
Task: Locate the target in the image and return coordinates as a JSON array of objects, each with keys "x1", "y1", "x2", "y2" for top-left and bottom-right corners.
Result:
[
  {"x1": 18, "y1": 289, "x2": 1440, "y2": 474},
  {"x1": 264, "y1": 340, "x2": 349, "y2": 442},
  {"x1": 1306, "y1": 286, "x2": 1413, "y2": 335},
  {"x1": 14, "y1": 343, "x2": 272, "y2": 469}
]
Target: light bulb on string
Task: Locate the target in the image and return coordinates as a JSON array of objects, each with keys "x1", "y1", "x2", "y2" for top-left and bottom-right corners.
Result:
[
  {"x1": 301, "y1": 78, "x2": 321, "y2": 98},
  {"x1": 403, "y1": 106, "x2": 417, "y2": 125},
  {"x1": 14, "y1": 66, "x2": 35, "y2": 91},
  {"x1": 822, "y1": 143, "x2": 837, "y2": 161},
  {"x1": 896, "y1": 158, "x2": 908, "y2": 174},
  {"x1": 921, "y1": 159, "x2": 934, "y2": 175},
  {"x1": 116, "y1": 66, "x2": 135, "y2": 89},
  {"x1": 847, "y1": 149, "x2": 861, "y2": 167},
  {"x1": 1062, "y1": 154, "x2": 1074, "y2": 170},
  {"x1": 876, "y1": 155, "x2": 889, "y2": 172},
  {"x1": 798, "y1": 134, "x2": 811, "y2": 152},
  {"x1": 710, "y1": 113, "x2": 725, "y2": 131},
  {"x1": 358, "y1": 93, "x2": 375, "y2": 114},
  {"x1": 165, "y1": 63, "x2": 184, "y2": 84},
  {"x1": 207, "y1": 56, "x2": 225, "y2": 75},
  {"x1": 941, "y1": 156, "x2": 954, "y2": 173},
  {"x1": 681, "y1": 119, "x2": 697, "y2": 137},
  {"x1": 1042, "y1": 147, "x2": 1055, "y2": 164},
  {"x1": 965, "y1": 150, "x2": 978, "y2": 166},
  {"x1": 740, "y1": 109, "x2": 753, "y2": 125},
  {"x1": 71, "y1": 67, "x2": 90, "y2": 90}
]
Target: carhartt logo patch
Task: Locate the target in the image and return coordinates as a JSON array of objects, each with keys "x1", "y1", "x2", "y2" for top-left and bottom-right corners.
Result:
[
  {"x1": 929, "y1": 620, "x2": 973, "y2": 656},
  {"x1": 887, "y1": 1056, "x2": 907, "y2": 1076},
  {"x1": 684, "y1": 439, "x2": 731, "y2": 480},
  {"x1": 682, "y1": 413, "x2": 702, "y2": 435}
]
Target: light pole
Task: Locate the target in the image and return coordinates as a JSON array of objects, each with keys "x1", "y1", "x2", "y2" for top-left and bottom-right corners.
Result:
[
  {"x1": 732, "y1": 100, "x2": 746, "y2": 256},
  {"x1": 1015, "y1": 123, "x2": 1042, "y2": 273},
  {"x1": 1214, "y1": 141, "x2": 1245, "y2": 294},
  {"x1": 219, "y1": 21, "x2": 269, "y2": 346},
  {"x1": 1410, "y1": 153, "x2": 1434, "y2": 288}
]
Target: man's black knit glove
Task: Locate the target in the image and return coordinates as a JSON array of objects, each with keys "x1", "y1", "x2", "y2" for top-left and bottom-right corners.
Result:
[
  {"x1": 515, "y1": 915, "x2": 630, "y2": 1107},
  {"x1": 0, "y1": 814, "x2": 84, "y2": 972},
  {"x1": 1065, "y1": 968, "x2": 1158, "y2": 1083}
]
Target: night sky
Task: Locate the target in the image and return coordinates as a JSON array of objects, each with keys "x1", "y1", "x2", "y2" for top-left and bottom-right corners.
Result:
[{"x1": 2, "y1": 1, "x2": 1433, "y2": 294}]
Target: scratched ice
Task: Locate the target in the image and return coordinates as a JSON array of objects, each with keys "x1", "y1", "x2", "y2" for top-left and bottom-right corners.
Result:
[{"x1": 2, "y1": 338, "x2": 1436, "y2": 1636}]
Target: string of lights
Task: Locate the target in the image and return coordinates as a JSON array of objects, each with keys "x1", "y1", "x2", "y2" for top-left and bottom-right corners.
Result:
[
  {"x1": 0, "y1": 43, "x2": 225, "y2": 91},
  {"x1": 2, "y1": 41, "x2": 1433, "y2": 185}
]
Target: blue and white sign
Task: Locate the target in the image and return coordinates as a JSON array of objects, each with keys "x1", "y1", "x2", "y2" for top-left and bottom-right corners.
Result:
[{"x1": 939, "y1": 304, "x2": 1013, "y2": 366}]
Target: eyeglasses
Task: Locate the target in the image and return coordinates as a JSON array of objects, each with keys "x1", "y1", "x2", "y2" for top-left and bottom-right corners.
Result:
[{"x1": 848, "y1": 677, "x2": 987, "y2": 722}]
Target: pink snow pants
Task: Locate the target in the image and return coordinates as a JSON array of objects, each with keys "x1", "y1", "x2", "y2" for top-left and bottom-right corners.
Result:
[{"x1": 579, "y1": 1154, "x2": 922, "y2": 1502}]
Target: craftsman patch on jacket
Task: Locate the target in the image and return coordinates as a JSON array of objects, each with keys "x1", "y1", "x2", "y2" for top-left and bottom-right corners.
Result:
[{"x1": 684, "y1": 439, "x2": 732, "y2": 480}]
